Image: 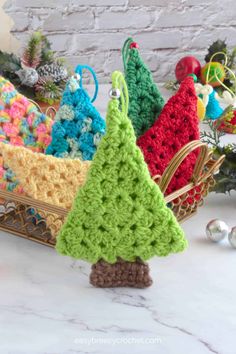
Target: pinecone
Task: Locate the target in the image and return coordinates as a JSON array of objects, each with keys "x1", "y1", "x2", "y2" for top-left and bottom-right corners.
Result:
[{"x1": 37, "y1": 63, "x2": 68, "y2": 83}]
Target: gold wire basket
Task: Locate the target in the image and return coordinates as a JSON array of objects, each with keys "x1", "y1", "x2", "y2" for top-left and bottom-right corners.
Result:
[{"x1": 0, "y1": 140, "x2": 224, "y2": 247}]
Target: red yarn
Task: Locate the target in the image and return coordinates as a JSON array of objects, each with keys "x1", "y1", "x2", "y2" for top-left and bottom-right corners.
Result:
[
  {"x1": 216, "y1": 109, "x2": 236, "y2": 134},
  {"x1": 137, "y1": 76, "x2": 200, "y2": 195}
]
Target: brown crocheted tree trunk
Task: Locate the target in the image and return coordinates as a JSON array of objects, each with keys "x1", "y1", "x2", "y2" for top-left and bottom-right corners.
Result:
[{"x1": 90, "y1": 258, "x2": 153, "y2": 288}]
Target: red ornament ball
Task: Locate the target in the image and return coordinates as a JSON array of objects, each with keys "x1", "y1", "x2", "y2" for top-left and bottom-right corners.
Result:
[{"x1": 175, "y1": 56, "x2": 201, "y2": 82}]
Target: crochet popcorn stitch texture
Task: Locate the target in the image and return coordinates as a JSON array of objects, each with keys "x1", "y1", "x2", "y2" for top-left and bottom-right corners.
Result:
[
  {"x1": 0, "y1": 142, "x2": 91, "y2": 236},
  {"x1": 0, "y1": 76, "x2": 53, "y2": 193},
  {"x1": 217, "y1": 106, "x2": 236, "y2": 134},
  {"x1": 122, "y1": 38, "x2": 164, "y2": 138},
  {"x1": 56, "y1": 71, "x2": 187, "y2": 265},
  {"x1": 137, "y1": 76, "x2": 200, "y2": 195},
  {"x1": 206, "y1": 90, "x2": 224, "y2": 120},
  {"x1": 46, "y1": 68, "x2": 105, "y2": 160}
]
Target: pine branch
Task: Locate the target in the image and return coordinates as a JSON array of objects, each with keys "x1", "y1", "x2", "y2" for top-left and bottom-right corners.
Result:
[
  {"x1": 0, "y1": 50, "x2": 21, "y2": 74},
  {"x1": 227, "y1": 47, "x2": 236, "y2": 70},
  {"x1": 40, "y1": 34, "x2": 55, "y2": 65},
  {"x1": 21, "y1": 31, "x2": 43, "y2": 68},
  {"x1": 205, "y1": 39, "x2": 227, "y2": 63},
  {"x1": 164, "y1": 80, "x2": 179, "y2": 92},
  {"x1": 200, "y1": 120, "x2": 225, "y2": 147},
  {"x1": 213, "y1": 145, "x2": 236, "y2": 193}
]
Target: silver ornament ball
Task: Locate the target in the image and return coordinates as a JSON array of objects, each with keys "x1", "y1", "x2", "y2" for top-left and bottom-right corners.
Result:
[
  {"x1": 206, "y1": 219, "x2": 229, "y2": 242},
  {"x1": 16, "y1": 68, "x2": 39, "y2": 87},
  {"x1": 109, "y1": 88, "x2": 121, "y2": 99},
  {"x1": 228, "y1": 227, "x2": 236, "y2": 249}
]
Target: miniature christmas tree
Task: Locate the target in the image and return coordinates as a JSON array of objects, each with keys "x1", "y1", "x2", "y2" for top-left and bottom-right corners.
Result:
[
  {"x1": 0, "y1": 142, "x2": 90, "y2": 236},
  {"x1": 46, "y1": 65, "x2": 105, "y2": 160},
  {"x1": 21, "y1": 31, "x2": 42, "y2": 69},
  {"x1": 0, "y1": 75, "x2": 53, "y2": 193},
  {"x1": 122, "y1": 37, "x2": 164, "y2": 138},
  {"x1": 137, "y1": 76, "x2": 200, "y2": 195},
  {"x1": 56, "y1": 71, "x2": 187, "y2": 288}
]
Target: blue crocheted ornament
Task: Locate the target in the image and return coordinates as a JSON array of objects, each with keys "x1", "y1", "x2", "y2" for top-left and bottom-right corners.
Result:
[
  {"x1": 46, "y1": 65, "x2": 105, "y2": 160},
  {"x1": 205, "y1": 90, "x2": 224, "y2": 120}
]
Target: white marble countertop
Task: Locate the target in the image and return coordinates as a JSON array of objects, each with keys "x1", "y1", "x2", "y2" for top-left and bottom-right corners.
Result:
[{"x1": 0, "y1": 84, "x2": 236, "y2": 354}]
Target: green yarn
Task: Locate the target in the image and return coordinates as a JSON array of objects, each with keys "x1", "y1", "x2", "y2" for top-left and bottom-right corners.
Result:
[
  {"x1": 122, "y1": 37, "x2": 165, "y2": 138},
  {"x1": 56, "y1": 71, "x2": 187, "y2": 265}
]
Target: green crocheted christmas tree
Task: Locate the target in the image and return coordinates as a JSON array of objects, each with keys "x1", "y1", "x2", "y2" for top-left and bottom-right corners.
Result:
[
  {"x1": 122, "y1": 37, "x2": 165, "y2": 138},
  {"x1": 56, "y1": 72, "x2": 187, "y2": 288}
]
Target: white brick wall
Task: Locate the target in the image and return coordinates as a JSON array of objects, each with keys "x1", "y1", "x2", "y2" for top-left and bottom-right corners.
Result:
[{"x1": 3, "y1": 0, "x2": 236, "y2": 83}]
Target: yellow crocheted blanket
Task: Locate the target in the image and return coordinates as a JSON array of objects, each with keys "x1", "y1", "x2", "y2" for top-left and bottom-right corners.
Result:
[
  {"x1": 0, "y1": 142, "x2": 90, "y2": 209},
  {"x1": 0, "y1": 143, "x2": 91, "y2": 237}
]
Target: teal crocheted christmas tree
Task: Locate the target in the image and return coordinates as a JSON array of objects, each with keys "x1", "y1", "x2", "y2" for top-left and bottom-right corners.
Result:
[
  {"x1": 122, "y1": 37, "x2": 164, "y2": 138},
  {"x1": 56, "y1": 71, "x2": 187, "y2": 288},
  {"x1": 46, "y1": 65, "x2": 105, "y2": 160}
]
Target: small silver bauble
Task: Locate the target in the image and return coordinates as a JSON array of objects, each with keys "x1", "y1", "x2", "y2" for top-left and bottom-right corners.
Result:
[
  {"x1": 206, "y1": 219, "x2": 229, "y2": 242},
  {"x1": 16, "y1": 68, "x2": 39, "y2": 87},
  {"x1": 109, "y1": 88, "x2": 121, "y2": 99},
  {"x1": 228, "y1": 227, "x2": 236, "y2": 249}
]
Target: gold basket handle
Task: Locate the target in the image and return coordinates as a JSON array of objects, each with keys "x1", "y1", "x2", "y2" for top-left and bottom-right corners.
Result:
[
  {"x1": 28, "y1": 99, "x2": 43, "y2": 113},
  {"x1": 154, "y1": 140, "x2": 209, "y2": 194},
  {"x1": 201, "y1": 154, "x2": 225, "y2": 182},
  {"x1": 45, "y1": 106, "x2": 57, "y2": 118},
  {"x1": 28, "y1": 99, "x2": 57, "y2": 118}
]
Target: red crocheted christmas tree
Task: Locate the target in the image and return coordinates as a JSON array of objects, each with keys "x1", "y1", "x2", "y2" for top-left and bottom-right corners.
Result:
[{"x1": 137, "y1": 76, "x2": 200, "y2": 195}]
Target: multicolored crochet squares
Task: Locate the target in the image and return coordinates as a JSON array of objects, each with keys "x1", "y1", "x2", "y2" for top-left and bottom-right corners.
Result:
[{"x1": 0, "y1": 76, "x2": 53, "y2": 193}]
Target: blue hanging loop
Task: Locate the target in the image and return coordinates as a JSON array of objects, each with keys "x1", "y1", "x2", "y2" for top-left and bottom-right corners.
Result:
[{"x1": 74, "y1": 64, "x2": 99, "y2": 103}]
